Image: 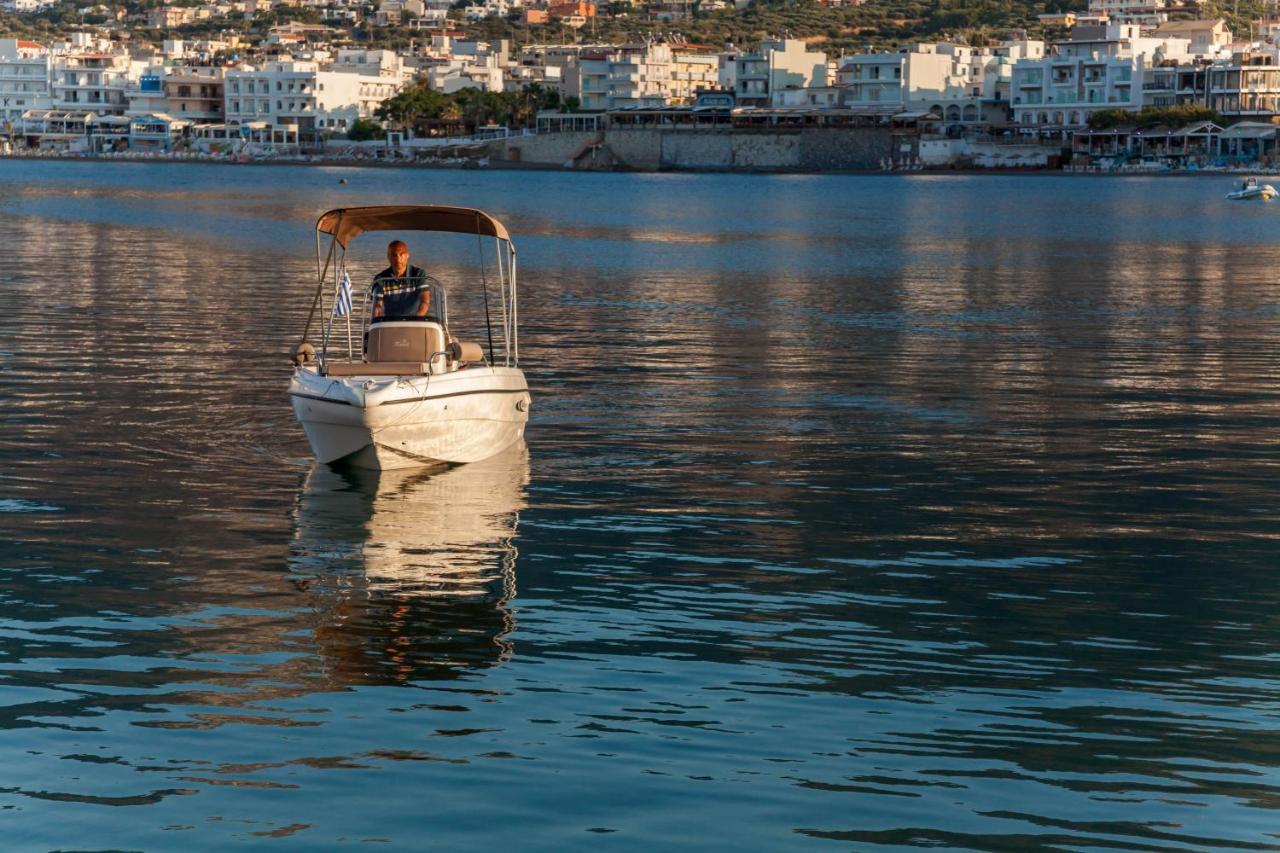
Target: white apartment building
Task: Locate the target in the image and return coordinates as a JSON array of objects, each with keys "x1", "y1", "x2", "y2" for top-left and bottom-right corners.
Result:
[
  {"x1": 0, "y1": 39, "x2": 52, "y2": 122},
  {"x1": 50, "y1": 50, "x2": 140, "y2": 116},
  {"x1": 504, "y1": 62, "x2": 562, "y2": 92},
  {"x1": 1150, "y1": 19, "x2": 1231, "y2": 57},
  {"x1": 165, "y1": 65, "x2": 225, "y2": 122},
  {"x1": 517, "y1": 44, "x2": 584, "y2": 101},
  {"x1": 564, "y1": 42, "x2": 674, "y2": 109},
  {"x1": 224, "y1": 61, "x2": 402, "y2": 137},
  {"x1": 1207, "y1": 53, "x2": 1280, "y2": 119},
  {"x1": 125, "y1": 67, "x2": 168, "y2": 116},
  {"x1": 1087, "y1": 0, "x2": 1167, "y2": 26},
  {"x1": 575, "y1": 49, "x2": 611, "y2": 110},
  {"x1": 1010, "y1": 24, "x2": 1190, "y2": 127},
  {"x1": 608, "y1": 42, "x2": 672, "y2": 108},
  {"x1": 718, "y1": 39, "x2": 828, "y2": 106},
  {"x1": 838, "y1": 40, "x2": 1042, "y2": 123},
  {"x1": 425, "y1": 54, "x2": 506, "y2": 93},
  {"x1": 837, "y1": 51, "x2": 905, "y2": 108},
  {"x1": 669, "y1": 49, "x2": 718, "y2": 103},
  {"x1": 331, "y1": 48, "x2": 411, "y2": 82}
]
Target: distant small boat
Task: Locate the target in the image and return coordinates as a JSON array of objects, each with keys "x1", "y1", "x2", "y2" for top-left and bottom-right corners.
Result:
[{"x1": 1226, "y1": 177, "x2": 1277, "y2": 201}]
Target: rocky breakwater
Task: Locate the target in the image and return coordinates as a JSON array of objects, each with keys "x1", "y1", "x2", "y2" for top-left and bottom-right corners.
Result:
[{"x1": 490, "y1": 127, "x2": 895, "y2": 172}]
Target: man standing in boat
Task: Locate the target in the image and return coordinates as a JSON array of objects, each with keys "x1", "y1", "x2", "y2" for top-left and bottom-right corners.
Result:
[{"x1": 371, "y1": 240, "x2": 431, "y2": 320}]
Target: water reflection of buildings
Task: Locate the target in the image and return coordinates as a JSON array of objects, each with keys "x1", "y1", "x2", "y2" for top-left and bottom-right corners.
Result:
[{"x1": 290, "y1": 443, "x2": 530, "y2": 686}]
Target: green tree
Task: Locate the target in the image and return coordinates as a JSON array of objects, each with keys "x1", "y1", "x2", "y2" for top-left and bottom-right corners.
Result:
[
  {"x1": 347, "y1": 117, "x2": 384, "y2": 141},
  {"x1": 375, "y1": 82, "x2": 454, "y2": 127},
  {"x1": 1088, "y1": 105, "x2": 1222, "y2": 130}
]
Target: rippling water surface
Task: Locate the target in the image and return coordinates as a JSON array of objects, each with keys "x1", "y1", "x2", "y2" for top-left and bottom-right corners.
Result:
[{"x1": 2, "y1": 162, "x2": 1279, "y2": 850}]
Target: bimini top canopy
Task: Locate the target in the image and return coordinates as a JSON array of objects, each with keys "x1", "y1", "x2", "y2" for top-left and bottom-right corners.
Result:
[{"x1": 315, "y1": 205, "x2": 510, "y2": 248}]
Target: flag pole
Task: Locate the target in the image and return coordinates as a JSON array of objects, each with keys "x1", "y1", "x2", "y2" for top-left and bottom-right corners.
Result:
[{"x1": 344, "y1": 266, "x2": 354, "y2": 359}]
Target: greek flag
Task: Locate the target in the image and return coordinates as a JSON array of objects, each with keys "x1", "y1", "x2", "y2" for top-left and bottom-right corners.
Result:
[{"x1": 334, "y1": 271, "x2": 353, "y2": 317}]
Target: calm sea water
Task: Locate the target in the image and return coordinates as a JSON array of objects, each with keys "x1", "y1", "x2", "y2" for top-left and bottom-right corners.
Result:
[{"x1": 2, "y1": 161, "x2": 1279, "y2": 851}]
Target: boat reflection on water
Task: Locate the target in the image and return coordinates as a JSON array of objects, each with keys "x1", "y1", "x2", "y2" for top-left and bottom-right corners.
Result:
[{"x1": 289, "y1": 442, "x2": 530, "y2": 686}]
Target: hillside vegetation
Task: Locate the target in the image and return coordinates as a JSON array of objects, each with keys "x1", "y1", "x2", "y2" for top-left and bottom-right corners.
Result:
[{"x1": 0, "y1": 0, "x2": 1275, "y2": 55}]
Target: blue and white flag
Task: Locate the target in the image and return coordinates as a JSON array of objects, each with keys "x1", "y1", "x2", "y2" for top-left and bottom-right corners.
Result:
[{"x1": 334, "y1": 270, "x2": 353, "y2": 317}]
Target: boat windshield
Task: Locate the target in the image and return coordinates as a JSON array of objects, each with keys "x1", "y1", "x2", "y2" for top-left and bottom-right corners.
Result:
[{"x1": 368, "y1": 276, "x2": 449, "y2": 326}]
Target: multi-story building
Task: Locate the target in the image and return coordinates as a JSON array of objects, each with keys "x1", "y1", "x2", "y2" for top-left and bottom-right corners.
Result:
[
  {"x1": 425, "y1": 53, "x2": 506, "y2": 92},
  {"x1": 331, "y1": 48, "x2": 411, "y2": 82},
  {"x1": 669, "y1": 48, "x2": 718, "y2": 103},
  {"x1": 837, "y1": 51, "x2": 905, "y2": 108},
  {"x1": 838, "y1": 40, "x2": 1041, "y2": 124},
  {"x1": 1010, "y1": 24, "x2": 1191, "y2": 127},
  {"x1": 50, "y1": 50, "x2": 139, "y2": 115},
  {"x1": 225, "y1": 61, "x2": 402, "y2": 139},
  {"x1": 548, "y1": 0, "x2": 595, "y2": 18},
  {"x1": 504, "y1": 62, "x2": 562, "y2": 92},
  {"x1": 147, "y1": 6, "x2": 195, "y2": 27},
  {"x1": 1151, "y1": 19, "x2": 1231, "y2": 56},
  {"x1": 1087, "y1": 0, "x2": 1167, "y2": 26},
  {"x1": 571, "y1": 48, "x2": 611, "y2": 110},
  {"x1": 718, "y1": 39, "x2": 827, "y2": 106},
  {"x1": 125, "y1": 67, "x2": 168, "y2": 116},
  {"x1": 517, "y1": 43, "x2": 584, "y2": 101},
  {"x1": 562, "y1": 42, "x2": 675, "y2": 109},
  {"x1": 0, "y1": 39, "x2": 52, "y2": 123},
  {"x1": 164, "y1": 66, "x2": 225, "y2": 121},
  {"x1": 607, "y1": 42, "x2": 672, "y2": 108},
  {"x1": 1207, "y1": 53, "x2": 1280, "y2": 120}
]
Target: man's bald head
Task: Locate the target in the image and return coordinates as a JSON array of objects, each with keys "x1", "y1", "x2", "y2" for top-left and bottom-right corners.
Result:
[{"x1": 387, "y1": 240, "x2": 410, "y2": 276}]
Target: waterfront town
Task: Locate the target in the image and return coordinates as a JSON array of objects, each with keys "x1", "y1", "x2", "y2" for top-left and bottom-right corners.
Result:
[{"x1": 5, "y1": 0, "x2": 1280, "y2": 169}]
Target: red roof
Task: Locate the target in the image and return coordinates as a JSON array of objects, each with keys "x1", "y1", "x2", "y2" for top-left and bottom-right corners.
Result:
[{"x1": 18, "y1": 40, "x2": 45, "y2": 50}]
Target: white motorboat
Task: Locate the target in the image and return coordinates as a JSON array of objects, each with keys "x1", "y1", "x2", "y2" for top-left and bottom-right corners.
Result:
[
  {"x1": 289, "y1": 205, "x2": 530, "y2": 469},
  {"x1": 1226, "y1": 176, "x2": 1277, "y2": 201}
]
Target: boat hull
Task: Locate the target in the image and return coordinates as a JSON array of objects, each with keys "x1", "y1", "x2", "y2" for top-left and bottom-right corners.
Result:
[
  {"x1": 290, "y1": 365, "x2": 530, "y2": 469},
  {"x1": 1226, "y1": 186, "x2": 1276, "y2": 201}
]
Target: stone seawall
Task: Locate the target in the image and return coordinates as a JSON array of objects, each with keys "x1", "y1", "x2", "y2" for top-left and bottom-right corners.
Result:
[{"x1": 494, "y1": 127, "x2": 895, "y2": 172}]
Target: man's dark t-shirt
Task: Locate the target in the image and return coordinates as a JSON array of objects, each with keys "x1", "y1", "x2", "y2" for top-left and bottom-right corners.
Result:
[{"x1": 372, "y1": 265, "x2": 429, "y2": 319}]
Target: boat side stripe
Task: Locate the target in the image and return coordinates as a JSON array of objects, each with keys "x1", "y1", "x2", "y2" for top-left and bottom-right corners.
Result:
[{"x1": 289, "y1": 387, "x2": 529, "y2": 408}]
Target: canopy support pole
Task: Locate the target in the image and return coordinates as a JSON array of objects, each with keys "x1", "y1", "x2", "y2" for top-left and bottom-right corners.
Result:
[
  {"x1": 476, "y1": 213, "x2": 496, "y2": 365},
  {"x1": 496, "y1": 237, "x2": 509, "y2": 366},
  {"x1": 301, "y1": 221, "x2": 340, "y2": 347}
]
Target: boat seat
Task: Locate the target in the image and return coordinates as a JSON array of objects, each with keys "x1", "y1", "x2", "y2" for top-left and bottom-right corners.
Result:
[
  {"x1": 367, "y1": 321, "x2": 447, "y2": 363},
  {"x1": 324, "y1": 361, "x2": 430, "y2": 377}
]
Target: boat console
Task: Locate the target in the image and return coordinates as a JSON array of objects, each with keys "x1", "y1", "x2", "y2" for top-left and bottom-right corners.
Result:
[
  {"x1": 321, "y1": 320, "x2": 486, "y2": 377},
  {"x1": 367, "y1": 321, "x2": 448, "y2": 364}
]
